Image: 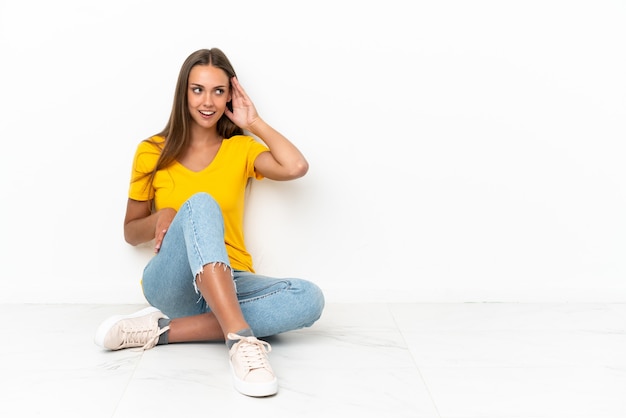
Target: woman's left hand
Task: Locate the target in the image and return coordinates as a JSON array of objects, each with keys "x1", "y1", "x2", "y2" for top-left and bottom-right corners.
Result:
[{"x1": 224, "y1": 76, "x2": 260, "y2": 130}]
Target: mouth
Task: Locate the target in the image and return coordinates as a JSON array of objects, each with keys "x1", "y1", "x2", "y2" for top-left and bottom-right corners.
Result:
[{"x1": 199, "y1": 110, "x2": 215, "y2": 117}]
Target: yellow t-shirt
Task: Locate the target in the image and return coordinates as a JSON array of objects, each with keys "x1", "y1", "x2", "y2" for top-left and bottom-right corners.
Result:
[{"x1": 128, "y1": 135, "x2": 268, "y2": 272}]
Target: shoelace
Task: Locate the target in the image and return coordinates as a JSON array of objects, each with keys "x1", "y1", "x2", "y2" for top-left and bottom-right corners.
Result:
[
  {"x1": 124, "y1": 325, "x2": 171, "y2": 351},
  {"x1": 228, "y1": 333, "x2": 272, "y2": 370}
]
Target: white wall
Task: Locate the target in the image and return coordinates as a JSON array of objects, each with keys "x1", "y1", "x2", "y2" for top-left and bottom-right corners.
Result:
[{"x1": 1, "y1": 0, "x2": 624, "y2": 304}]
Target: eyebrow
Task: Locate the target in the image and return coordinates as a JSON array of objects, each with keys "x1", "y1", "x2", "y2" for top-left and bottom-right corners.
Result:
[{"x1": 189, "y1": 83, "x2": 228, "y2": 89}]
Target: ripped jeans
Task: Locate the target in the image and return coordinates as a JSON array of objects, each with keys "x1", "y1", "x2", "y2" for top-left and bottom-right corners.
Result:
[{"x1": 141, "y1": 192, "x2": 325, "y2": 338}]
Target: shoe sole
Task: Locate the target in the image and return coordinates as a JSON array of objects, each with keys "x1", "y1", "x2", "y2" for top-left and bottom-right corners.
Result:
[
  {"x1": 230, "y1": 363, "x2": 278, "y2": 397},
  {"x1": 94, "y1": 306, "x2": 163, "y2": 349}
]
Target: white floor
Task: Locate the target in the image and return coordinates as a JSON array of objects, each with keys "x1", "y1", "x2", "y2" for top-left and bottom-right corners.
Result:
[{"x1": 2, "y1": 302, "x2": 625, "y2": 417}]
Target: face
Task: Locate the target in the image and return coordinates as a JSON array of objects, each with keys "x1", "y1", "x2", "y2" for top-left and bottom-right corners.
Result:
[{"x1": 187, "y1": 64, "x2": 231, "y2": 129}]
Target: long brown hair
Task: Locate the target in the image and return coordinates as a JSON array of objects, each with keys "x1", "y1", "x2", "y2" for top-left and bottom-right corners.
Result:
[{"x1": 135, "y1": 48, "x2": 244, "y2": 188}]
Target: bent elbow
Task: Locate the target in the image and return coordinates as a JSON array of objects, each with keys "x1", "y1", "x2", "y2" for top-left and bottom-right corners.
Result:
[
  {"x1": 123, "y1": 228, "x2": 142, "y2": 247},
  {"x1": 291, "y1": 160, "x2": 309, "y2": 179},
  {"x1": 124, "y1": 234, "x2": 137, "y2": 246}
]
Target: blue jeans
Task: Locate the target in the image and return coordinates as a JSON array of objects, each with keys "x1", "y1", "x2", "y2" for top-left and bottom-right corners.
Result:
[{"x1": 141, "y1": 192, "x2": 325, "y2": 338}]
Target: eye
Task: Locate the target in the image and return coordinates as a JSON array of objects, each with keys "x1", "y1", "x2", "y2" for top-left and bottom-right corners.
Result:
[
  {"x1": 215, "y1": 88, "x2": 225, "y2": 95},
  {"x1": 191, "y1": 86, "x2": 202, "y2": 94}
]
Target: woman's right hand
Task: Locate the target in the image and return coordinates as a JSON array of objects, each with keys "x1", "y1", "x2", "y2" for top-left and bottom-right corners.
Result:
[{"x1": 154, "y1": 207, "x2": 177, "y2": 253}]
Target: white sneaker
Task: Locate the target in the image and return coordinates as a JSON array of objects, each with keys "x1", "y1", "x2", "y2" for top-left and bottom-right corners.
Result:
[
  {"x1": 228, "y1": 333, "x2": 278, "y2": 397},
  {"x1": 94, "y1": 307, "x2": 169, "y2": 351}
]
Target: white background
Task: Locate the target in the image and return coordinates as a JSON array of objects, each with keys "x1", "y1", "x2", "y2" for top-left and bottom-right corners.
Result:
[{"x1": 0, "y1": 0, "x2": 624, "y2": 304}]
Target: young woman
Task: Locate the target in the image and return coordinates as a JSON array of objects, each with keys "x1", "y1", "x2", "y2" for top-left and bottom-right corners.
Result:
[{"x1": 94, "y1": 48, "x2": 325, "y2": 397}]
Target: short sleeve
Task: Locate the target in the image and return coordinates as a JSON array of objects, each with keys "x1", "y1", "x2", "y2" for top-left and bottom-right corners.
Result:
[
  {"x1": 242, "y1": 135, "x2": 269, "y2": 180},
  {"x1": 128, "y1": 138, "x2": 162, "y2": 201}
]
